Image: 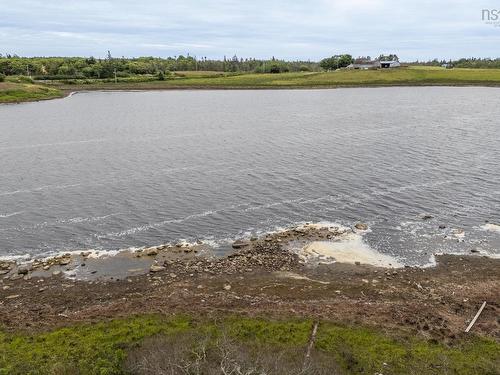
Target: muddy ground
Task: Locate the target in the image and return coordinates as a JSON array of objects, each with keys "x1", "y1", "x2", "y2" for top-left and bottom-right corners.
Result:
[{"x1": 0, "y1": 225, "x2": 498, "y2": 342}]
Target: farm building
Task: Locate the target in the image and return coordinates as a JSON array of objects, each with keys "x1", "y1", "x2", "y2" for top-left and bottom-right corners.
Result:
[
  {"x1": 380, "y1": 61, "x2": 401, "y2": 68},
  {"x1": 346, "y1": 59, "x2": 380, "y2": 70}
]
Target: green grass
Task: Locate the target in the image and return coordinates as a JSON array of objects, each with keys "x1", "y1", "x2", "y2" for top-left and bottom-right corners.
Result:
[
  {"x1": 0, "y1": 316, "x2": 498, "y2": 375},
  {"x1": 49, "y1": 67, "x2": 500, "y2": 92},
  {"x1": 0, "y1": 82, "x2": 63, "y2": 103},
  {"x1": 4, "y1": 67, "x2": 500, "y2": 102},
  {"x1": 316, "y1": 323, "x2": 500, "y2": 375}
]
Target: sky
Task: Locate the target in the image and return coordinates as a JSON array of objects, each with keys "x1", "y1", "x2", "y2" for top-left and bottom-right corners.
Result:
[{"x1": 1, "y1": 0, "x2": 500, "y2": 61}]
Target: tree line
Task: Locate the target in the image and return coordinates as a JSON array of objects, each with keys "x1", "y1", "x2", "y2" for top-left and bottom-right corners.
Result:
[
  {"x1": 409, "y1": 57, "x2": 500, "y2": 69},
  {"x1": 0, "y1": 52, "x2": 320, "y2": 79}
]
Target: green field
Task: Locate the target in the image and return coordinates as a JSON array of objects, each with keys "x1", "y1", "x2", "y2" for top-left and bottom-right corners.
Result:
[
  {"x1": 1, "y1": 315, "x2": 498, "y2": 374},
  {"x1": 50, "y1": 66, "x2": 500, "y2": 92},
  {"x1": 0, "y1": 82, "x2": 63, "y2": 103}
]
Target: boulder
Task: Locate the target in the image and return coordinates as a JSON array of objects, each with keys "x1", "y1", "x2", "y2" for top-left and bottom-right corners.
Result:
[
  {"x1": 17, "y1": 266, "x2": 30, "y2": 275},
  {"x1": 59, "y1": 257, "x2": 71, "y2": 265},
  {"x1": 145, "y1": 247, "x2": 159, "y2": 256},
  {"x1": 354, "y1": 223, "x2": 368, "y2": 231},
  {"x1": 149, "y1": 265, "x2": 166, "y2": 273},
  {"x1": 232, "y1": 240, "x2": 250, "y2": 249}
]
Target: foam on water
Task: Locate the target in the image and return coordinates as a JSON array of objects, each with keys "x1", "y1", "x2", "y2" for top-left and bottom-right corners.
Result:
[
  {"x1": 298, "y1": 232, "x2": 403, "y2": 268},
  {"x1": 481, "y1": 223, "x2": 500, "y2": 234}
]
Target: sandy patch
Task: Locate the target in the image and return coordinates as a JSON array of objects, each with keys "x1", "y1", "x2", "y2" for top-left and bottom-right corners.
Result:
[{"x1": 298, "y1": 233, "x2": 402, "y2": 268}]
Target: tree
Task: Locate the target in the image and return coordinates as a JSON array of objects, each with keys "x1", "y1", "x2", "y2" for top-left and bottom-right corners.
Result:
[
  {"x1": 379, "y1": 54, "x2": 399, "y2": 61},
  {"x1": 320, "y1": 54, "x2": 353, "y2": 71}
]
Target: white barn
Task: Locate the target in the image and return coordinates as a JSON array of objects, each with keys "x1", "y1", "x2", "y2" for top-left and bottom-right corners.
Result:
[{"x1": 380, "y1": 61, "x2": 401, "y2": 68}]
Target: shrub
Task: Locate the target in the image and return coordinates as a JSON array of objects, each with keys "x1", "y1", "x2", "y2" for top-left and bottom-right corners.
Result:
[{"x1": 0, "y1": 73, "x2": 5, "y2": 82}]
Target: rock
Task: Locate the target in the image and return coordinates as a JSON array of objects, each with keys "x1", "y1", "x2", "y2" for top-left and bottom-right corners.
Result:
[
  {"x1": 5, "y1": 295, "x2": 20, "y2": 299},
  {"x1": 169, "y1": 273, "x2": 177, "y2": 278},
  {"x1": 354, "y1": 223, "x2": 368, "y2": 231},
  {"x1": 438, "y1": 224, "x2": 446, "y2": 229},
  {"x1": 149, "y1": 265, "x2": 166, "y2": 273},
  {"x1": 223, "y1": 284, "x2": 232, "y2": 291},
  {"x1": 470, "y1": 248, "x2": 480, "y2": 253},
  {"x1": 354, "y1": 261, "x2": 361, "y2": 266},
  {"x1": 0, "y1": 270, "x2": 10, "y2": 275},
  {"x1": 59, "y1": 258, "x2": 71, "y2": 265},
  {"x1": 17, "y1": 266, "x2": 30, "y2": 275},
  {"x1": 52, "y1": 270, "x2": 62, "y2": 276},
  {"x1": 232, "y1": 240, "x2": 250, "y2": 249},
  {"x1": 145, "y1": 248, "x2": 159, "y2": 256},
  {"x1": 2, "y1": 285, "x2": 10, "y2": 290},
  {"x1": 421, "y1": 214, "x2": 433, "y2": 220}
]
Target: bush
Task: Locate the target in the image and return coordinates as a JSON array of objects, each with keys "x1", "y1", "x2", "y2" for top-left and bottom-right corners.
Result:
[
  {"x1": 16, "y1": 75, "x2": 34, "y2": 83},
  {"x1": 158, "y1": 71, "x2": 165, "y2": 81},
  {"x1": 269, "y1": 64, "x2": 281, "y2": 73},
  {"x1": 0, "y1": 73, "x2": 5, "y2": 82}
]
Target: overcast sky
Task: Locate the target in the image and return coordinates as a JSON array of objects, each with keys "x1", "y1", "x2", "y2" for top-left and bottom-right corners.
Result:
[{"x1": 1, "y1": 0, "x2": 499, "y2": 61}]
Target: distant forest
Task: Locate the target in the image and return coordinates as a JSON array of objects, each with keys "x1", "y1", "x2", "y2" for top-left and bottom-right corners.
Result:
[
  {"x1": 0, "y1": 52, "x2": 320, "y2": 79},
  {"x1": 1, "y1": 52, "x2": 500, "y2": 80},
  {"x1": 410, "y1": 58, "x2": 500, "y2": 69}
]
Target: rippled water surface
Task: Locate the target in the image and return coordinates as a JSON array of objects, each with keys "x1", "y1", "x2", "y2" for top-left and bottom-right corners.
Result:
[{"x1": 1, "y1": 88, "x2": 499, "y2": 264}]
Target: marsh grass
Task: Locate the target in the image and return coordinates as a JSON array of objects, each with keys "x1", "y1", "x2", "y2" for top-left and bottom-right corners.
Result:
[
  {"x1": 0, "y1": 82, "x2": 63, "y2": 103},
  {"x1": 50, "y1": 67, "x2": 500, "y2": 93},
  {"x1": 0, "y1": 316, "x2": 498, "y2": 375}
]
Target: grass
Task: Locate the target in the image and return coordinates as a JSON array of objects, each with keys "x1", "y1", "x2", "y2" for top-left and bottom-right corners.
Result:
[
  {"x1": 0, "y1": 82, "x2": 63, "y2": 103},
  {"x1": 48, "y1": 66, "x2": 500, "y2": 92},
  {"x1": 3, "y1": 67, "x2": 500, "y2": 103},
  {"x1": 0, "y1": 316, "x2": 498, "y2": 375}
]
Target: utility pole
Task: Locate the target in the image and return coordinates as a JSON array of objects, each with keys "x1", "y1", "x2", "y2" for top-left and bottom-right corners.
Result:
[{"x1": 26, "y1": 65, "x2": 30, "y2": 77}]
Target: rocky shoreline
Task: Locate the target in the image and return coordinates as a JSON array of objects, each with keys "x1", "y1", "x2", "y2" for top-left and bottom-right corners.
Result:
[{"x1": 0, "y1": 223, "x2": 499, "y2": 342}]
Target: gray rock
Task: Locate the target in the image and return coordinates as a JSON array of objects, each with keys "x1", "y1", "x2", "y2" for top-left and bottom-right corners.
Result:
[
  {"x1": 232, "y1": 240, "x2": 250, "y2": 249},
  {"x1": 150, "y1": 265, "x2": 166, "y2": 273},
  {"x1": 354, "y1": 223, "x2": 368, "y2": 231},
  {"x1": 145, "y1": 248, "x2": 159, "y2": 256},
  {"x1": 17, "y1": 266, "x2": 30, "y2": 275},
  {"x1": 59, "y1": 258, "x2": 71, "y2": 265}
]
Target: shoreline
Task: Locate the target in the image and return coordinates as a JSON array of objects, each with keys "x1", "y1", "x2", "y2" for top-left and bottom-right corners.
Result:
[
  {"x1": 3, "y1": 79, "x2": 500, "y2": 105},
  {"x1": 1, "y1": 223, "x2": 499, "y2": 341},
  {"x1": 2, "y1": 222, "x2": 497, "y2": 280}
]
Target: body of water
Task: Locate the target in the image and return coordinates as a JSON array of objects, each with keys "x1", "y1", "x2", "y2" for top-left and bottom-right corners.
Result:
[{"x1": 1, "y1": 87, "x2": 499, "y2": 265}]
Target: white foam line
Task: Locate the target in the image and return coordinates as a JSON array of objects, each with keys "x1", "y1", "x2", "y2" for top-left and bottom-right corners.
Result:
[
  {"x1": 0, "y1": 183, "x2": 81, "y2": 196},
  {"x1": 0, "y1": 211, "x2": 23, "y2": 218}
]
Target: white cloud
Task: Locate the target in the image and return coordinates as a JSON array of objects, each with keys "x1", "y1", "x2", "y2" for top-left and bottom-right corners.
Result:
[{"x1": 0, "y1": 0, "x2": 498, "y2": 60}]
